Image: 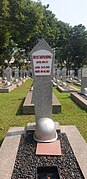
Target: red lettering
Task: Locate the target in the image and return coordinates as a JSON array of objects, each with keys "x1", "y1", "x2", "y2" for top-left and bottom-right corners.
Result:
[
  {"x1": 46, "y1": 66, "x2": 50, "y2": 68},
  {"x1": 46, "y1": 55, "x2": 51, "y2": 59},
  {"x1": 46, "y1": 70, "x2": 50, "y2": 73},
  {"x1": 33, "y1": 56, "x2": 35, "y2": 59},
  {"x1": 35, "y1": 70, "x2": 40, "y2": 73},
  {"x1": 36, "y1": 61, "x2": 41, "y2": 63},
  {"x1": 35, "y1": 66, "x2": 40, "y2": 69},
  {"x1": 33, "y1": 55, "x2": 51, "y2": 59},
  {"x1": 41, "y1": 66, "x2": 46, "y2": 69}
]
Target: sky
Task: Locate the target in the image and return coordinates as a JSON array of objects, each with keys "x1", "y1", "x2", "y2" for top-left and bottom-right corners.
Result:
[{"x1": 33, "y1": 0, "x2": 87, "y2": 29}]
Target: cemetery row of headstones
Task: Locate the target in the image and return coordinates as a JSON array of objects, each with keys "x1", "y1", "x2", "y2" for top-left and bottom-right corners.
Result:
[
  {"x1": 54, "y1": 68, "x2": 74, "y2": 80},
  {"x1": 2, "y1": 67, "x2": 32, "y2": 84},
  {"x1": 54, "y1": 66, "x2": 87, "y2": 95}
]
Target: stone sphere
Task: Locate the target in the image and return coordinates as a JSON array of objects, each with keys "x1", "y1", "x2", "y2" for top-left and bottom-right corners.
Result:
[
  {"x1": 79, "y1": 79, "x2": 81, "y2": 83},
  {"x1": 15, "y1": 79, "x2": 18, "y2": 82},
  {"x1": 84, "y1": 88, "x2": 87, "y2": 96},
  {"x1": 34, "y1": 118, "x2": 57, "y2": 142},
  {"x1": 6, "y1": 81, "x2": 11, "y2": 86},
  {"x1": 57, "y1": 79, "x2": 60, "y2": 84},
  {"x1": 3, "y1": 77, "x2": 7, "y2": 80},
  {"x1": 62, "y1": 82, "x2": 67, "y2": 87}
]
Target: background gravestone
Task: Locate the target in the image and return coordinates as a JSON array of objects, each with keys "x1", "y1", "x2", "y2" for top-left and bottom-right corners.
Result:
[
  {"x1": 24, "y1": 69, "x2": 28, "y2": 77},
  {"x1": 57, "y1": 68, "x2": 60, "y2": 79},
  {"x1": 14, "y1": 68, "x2": 19, "y2": 79},
  {"x1": 23, "y1": 69, "x2": 26, "y2": 78},
  {"x1": 62, "y1": 67, "x2": 66, "y2": 83},
  {"x1": 20, "y1": 69, "x2": 23, "y2": 79},
  {"x1": 3, "y1": 69, "x2": 6, "y2": 79},
  {"x1": 78, "y1": 68, "x2": 81, "y2": 82},
  {"x1": 30, "y1": 39, "x2": 54, "y2": 121},
  {"x1": 81, "y1": 66, "x2": 87, "y2": 93},
  {"x1": 5, "y1": 67, "x2": 12, "y2": 83},
  {"x1": 28, "y1": 69, "x2": 32, "y2": 77},
  {"x1": 70, "y1": 70, "x2": 74, "y2": 79},
  {"x1": 55, "y1": 68, "x2": 60, "y2": 79}
]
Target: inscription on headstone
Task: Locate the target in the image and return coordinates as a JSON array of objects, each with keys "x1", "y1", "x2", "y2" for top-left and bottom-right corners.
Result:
[{"x1": 33, "y1": 50, "x2": 52, "y2": 76}]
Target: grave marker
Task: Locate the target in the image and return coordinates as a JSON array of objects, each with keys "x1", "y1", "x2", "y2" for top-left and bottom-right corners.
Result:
[
  {"x1": 23, "y1": 69, "x2": 26, "y2": 78},
  {"x1": 14, "y1": 68, "x2": 19, "y2": 79},
  {"x1": 56, "y1": 68, "x2": 60, "y2": 79},
  {"x1": 3, "y1": 69, "x2": 6, "y2": 79},
  {"x1": 70, "y1": 70, "x2": 74, "y2": 79},
  {"x1": 30, "y1": 39, "x2": 54, "y2": 121},
  {"x1": 78, "y1": 68, "x2": 81, "y2": 82},
  {"x1": 5, "y1": 67, "x2": 12, "y2": 83},
  {"x1": 20, "y1": 69, "x2": 23, "y2": 79},
  {"x1": 81, "y1": 66, "x2": 87, "y2": 93},
  {"x1": 62, "y1": 67, "x2": 66, "y2": 83}
]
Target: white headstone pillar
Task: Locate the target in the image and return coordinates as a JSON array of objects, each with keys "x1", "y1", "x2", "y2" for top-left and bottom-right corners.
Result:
[{"x1": 30, "y1": 39, "x2": 54, "y2": 121}]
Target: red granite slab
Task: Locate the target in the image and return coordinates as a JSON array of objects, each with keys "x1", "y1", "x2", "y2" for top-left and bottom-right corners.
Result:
[{"x1": 36, "y1": 140, "x2": 61, "y2": 156}]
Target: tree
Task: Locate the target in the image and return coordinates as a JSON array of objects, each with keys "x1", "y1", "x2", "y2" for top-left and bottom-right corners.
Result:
[
  {"x1": 8, "y1": 0, "x2": 44, "y2": 50},
  {"x1": 69, "y1": 24, "x2": 87, "y2": 69},
  {"x1": 55, "y1": 21, "x2": 72, "y2": 69},
  {"x1": 55, "y1": 23, "x2": 87, "y2": 70},
  {"x1": 0, "y1": 0, "x2": 11, "y2": 65},
  {"x1": 38, "y1": 5, "x2": 58, "y2": 48},
  {"x1": 0, "y1": 0, "x2": 87, "y2": 69}
]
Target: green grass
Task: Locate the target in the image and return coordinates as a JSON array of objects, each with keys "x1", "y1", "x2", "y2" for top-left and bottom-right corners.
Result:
[
  {"x1": 68, "y1": 83, "x2": 81, "y2": 90},
  {"x1": 0, "y1": 80, "x2": 87, "y2": 146},
  {"x1": 52, "y1": 88, "x2": 87, "y2": 142},
  {"x1": 0, "y1": 79, "x2": 35, "y2": 146},
  {"x1": 66, "y1": 82, "x2": 81, "y2": 90}
]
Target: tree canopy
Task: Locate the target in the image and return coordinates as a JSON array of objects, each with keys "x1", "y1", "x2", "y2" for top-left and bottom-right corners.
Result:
[{"x1": 0, "y1": 0, "x2": 87, "y2": 69}]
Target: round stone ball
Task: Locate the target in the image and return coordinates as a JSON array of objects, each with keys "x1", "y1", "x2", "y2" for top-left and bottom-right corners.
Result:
[
  {"x1": 6, "y1": 81, "x2": 11, "y2": 86},
  {"x1": 34, "y1": 118, "x2": 57, "y2": 142},
  {"x1": 84, "y1": 88, "x2": 87, "y2": 96},
  {"x1": 62, "y1": 82, "x2": 67, "y2": 87}
]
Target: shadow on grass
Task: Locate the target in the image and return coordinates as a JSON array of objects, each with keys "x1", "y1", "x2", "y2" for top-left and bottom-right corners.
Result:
[
  {"x1": 62, "y1": 96, "x2": 70, "y2": 99},
  {"x1": 58, "y1": 95, "x2": 70, "y2": 100},
  {"x1": 16, "y1": 98, "x2": 25, "y2": 116},
  {"x1": 0, "y1": 138, "x2": 4, "y2": 147},
  {"x1": 69, "y1": 95, "x2": 87, "y2": 112}
]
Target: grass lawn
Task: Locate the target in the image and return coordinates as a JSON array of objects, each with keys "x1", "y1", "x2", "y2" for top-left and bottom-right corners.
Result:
[
  {"x1": 0, "y1": 79, "x2": 87, "y2": 146},
  {"x1": 53, "y1": 88, "x2": 87, "y2": 142},
  {"x1": 68, "y1": 83, "x2": 81, "y2": 90},
  {"x1": 0, "y1": 79, "x2": 35, "y2": 146}
]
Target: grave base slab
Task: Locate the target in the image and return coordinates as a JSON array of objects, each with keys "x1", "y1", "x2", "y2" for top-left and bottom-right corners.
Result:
[
  {"x1": 57, "y1": 85, "x2": 79, "y2": 93},
  {"x1": 71, "y1": 92, "x2": 87, "y2": 111},
  {"x1": 23, "y1": 91, "x2": 61, "y2": 114},
  {"x1": 0, "y1": 84, "x2": 17, "y2": 93},
  {"x1": 0, "y1": 124, "x2": 87, "y2": 179}
]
